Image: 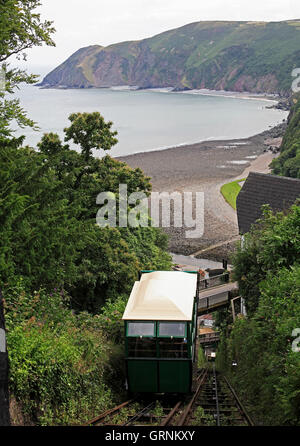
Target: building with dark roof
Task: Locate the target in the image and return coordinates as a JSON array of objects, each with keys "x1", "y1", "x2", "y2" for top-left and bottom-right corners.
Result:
[{"x1": 236, "y1": 172, "x2": 300, "y2": 234}]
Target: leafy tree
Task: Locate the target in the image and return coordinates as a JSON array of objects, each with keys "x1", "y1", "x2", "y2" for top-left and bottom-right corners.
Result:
[
  {"x1": 217, "y1": 203, "x2": 300, "y2": 425},
  {"x1": 0, "y1": 0, "x2": 55, "y2": 63},
  {"x1": 0, "y1": 0, "x2": 55, "y2": 134},
  {"x1": 1, "y1": 114, "x2": 172, "y2": 310},
  {"x1": 38, "y1": 122, "x2": 171, "y2": 309},
  {"x1": 0, "y1": 135, "x2": 30, "y2": 278},
  {"x1": 64, "y1": 112, "x2": 118, "y2": 161},
  {"x1": 271, "y1": 96, "x2": 300, "y2": 179},
  {"x1": 232, "y1": 204, "x2": 300, "y2": 314},
  {"x1": 0, "y1": 1, "x2": 173, "y2": 426},
  {"x1": 0, "y1": 136, "x2": 82, "y2": 289},
  {"x1": 217, "y1": 266, "x2": 300, "y2": 425},
  {"x1": 3, "y1": 282, "x2": 115, "y2": 425}
]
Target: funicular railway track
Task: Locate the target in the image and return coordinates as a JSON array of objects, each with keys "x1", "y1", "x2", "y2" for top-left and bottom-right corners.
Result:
[
  {"x1": 84, "y1": 366, "x2": 253, "y2": 427},
  {"x1": 85, "y1": 397, "x2": 183, "y2": 426},
  {"x1": 177, "y1": 365, "x2": 254, "y2": 426},
  {"x1": 84, "y1": 399, "x2": 135, "y2": 426},
  {"x1": 85, "y1": 271, "x2": 246, "y2": 427}
]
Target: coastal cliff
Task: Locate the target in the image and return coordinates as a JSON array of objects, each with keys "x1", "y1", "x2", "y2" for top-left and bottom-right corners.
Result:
[{"x1": 40, "y1": 20, "x2": 300, "y2": 95}]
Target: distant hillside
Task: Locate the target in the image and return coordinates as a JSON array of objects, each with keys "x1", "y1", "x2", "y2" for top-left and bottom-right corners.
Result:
[{"x1": 40, "y1": 20, "x2": 300, "y2": 95}]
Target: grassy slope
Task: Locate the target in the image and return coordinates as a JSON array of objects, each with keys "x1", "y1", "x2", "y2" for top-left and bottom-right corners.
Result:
[{"x1": 221, "y1": 179, "x2": 245, "y2": 210}]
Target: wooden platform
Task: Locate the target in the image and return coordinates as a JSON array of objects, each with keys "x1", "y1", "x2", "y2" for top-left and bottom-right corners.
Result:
[{"x1": 198, "y1": 282, "x2": 238, "y2": 315}]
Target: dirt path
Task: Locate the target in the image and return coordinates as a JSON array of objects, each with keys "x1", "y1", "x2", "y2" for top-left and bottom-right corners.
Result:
[
  {"x1": 208, "y1": 151, "x2": 278, "y2": 227},
  {"x1": 190, "y1": 236, "x2": 241, "y2": 257}
]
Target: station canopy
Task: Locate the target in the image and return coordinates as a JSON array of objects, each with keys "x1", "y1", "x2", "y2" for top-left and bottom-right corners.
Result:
[{"x1": 122, "y1": 271, "x2": 197, "y2": 321}]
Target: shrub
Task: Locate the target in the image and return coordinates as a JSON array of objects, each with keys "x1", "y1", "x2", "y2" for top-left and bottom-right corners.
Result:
[
  {"x1": 3, "y1": 281, "x2": 116, "y2": 425},
  {"x1": 217, "y1": 266, "x2": 300, "y2": 425}
]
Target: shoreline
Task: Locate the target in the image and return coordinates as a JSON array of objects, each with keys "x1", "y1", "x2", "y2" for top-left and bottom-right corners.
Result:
[
  {"x1": 114, "y1": 105, "x2": 288, "y2": 159},
  {"x1": 116, "y1": 121, "x2": 286, "y2": 171},
  {"x1": 37, "y1": 83, "x2": 283, "y2": 107},
  {"x1": 116, "y1": 126, "x2": 283, "y2": 159},
  {"x1": 36, "y1": 82, "x2": 283, "y2": 103},
  {"x1": 172, "y1": 88, "x2": 280, "y2": 103},
  {"x1": 117, "y1": 121, "x2": 286, "y2": 259}
]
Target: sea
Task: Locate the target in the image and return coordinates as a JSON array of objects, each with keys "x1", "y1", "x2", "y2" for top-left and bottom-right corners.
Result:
[{"x1": 12, "y1": 81, "x2": 288, "y2": 157}]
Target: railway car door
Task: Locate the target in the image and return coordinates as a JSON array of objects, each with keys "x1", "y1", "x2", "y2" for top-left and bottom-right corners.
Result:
[
  {"x1": 126, "y1": 321, "x2": 158, "y2": 393},
  {"x1": 157, "y1": 322, "x2": 191, "y2": 393}
]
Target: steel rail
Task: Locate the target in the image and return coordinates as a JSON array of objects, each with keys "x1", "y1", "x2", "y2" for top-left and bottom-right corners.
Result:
[
  {"x1": 123, "y1": 401, "x2": 156, "y2": 426},
  {"x1": 84, "y1": 399, "x2": 134, "y2": 426},
  {"x1": 223, "y1": 375, "x2": 254, "y2": 426},
  {"x1": 176, "y1": 368, "x2": 208, "y2": 426},
  {"x1": 213, "y1": 364, "x2": 220, "y2": 426},
  {"x1": 161, "y1": 401, "x2": 182, "y2": 426}
]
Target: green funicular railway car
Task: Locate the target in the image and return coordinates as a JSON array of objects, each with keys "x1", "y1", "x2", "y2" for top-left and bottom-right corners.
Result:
[{"x1": 122, "y1": 271, "x2": 199, "y2": 394}]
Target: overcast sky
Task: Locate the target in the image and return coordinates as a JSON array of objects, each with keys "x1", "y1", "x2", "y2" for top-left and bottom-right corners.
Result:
[{"x1": 15, "y1": 0, "x2": 300, "y2": 75}]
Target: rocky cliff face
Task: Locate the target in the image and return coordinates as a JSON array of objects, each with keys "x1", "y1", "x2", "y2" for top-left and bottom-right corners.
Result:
[{"x1": 40, "y1": 20, "x2": 300, "y2": 95}]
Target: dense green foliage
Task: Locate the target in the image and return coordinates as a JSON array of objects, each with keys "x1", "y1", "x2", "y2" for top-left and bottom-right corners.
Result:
[
  {"x1": 216, "y1": 206, "x2": 300, "y2": 425},
  {"x1": 0, "y1": 0, "x2": 55, "y2": 63},
  {"x1": 0, "y1": 125, "x2": 171, "y2": 423},
  {"x1": 0, "y1": 122, "x2": 172, "y2": 312},
  {"x1": 0, "y1": 0, "x2": 55, "y2": 134},
  {"x1": 271, "y1": 96, "x2": 300, "y2": 178},
  {"x1": 0, "y1": 115, "x2": 172, "y2": 424},
  {"x1": 41, "y1": 20, "x2": 300, "y2": 95},
  {"x1": 0, "y1": 1, "x2": 172, "y2": 425},
  {"x1": 64, "y1": 112, "x2": 118, "y2": 161},
  {"x1": 233, "y1": 205, "x2": 300, "y2": 315},
  {"x1": 3, "y1": 280, "x2": 128, "y2": 425},
  {"x1": 197, "y1": 346, "x2": 207, "y2": 368}
]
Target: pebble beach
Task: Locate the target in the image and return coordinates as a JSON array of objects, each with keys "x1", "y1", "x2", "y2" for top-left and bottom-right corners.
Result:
[{"x1": 117, "y1": 123, "x2": 285, "y2": 259}]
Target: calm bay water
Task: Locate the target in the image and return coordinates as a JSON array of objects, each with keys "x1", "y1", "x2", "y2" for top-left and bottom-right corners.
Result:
[{"x1": 14, "y1": 84, "x2": 287, "y2": 157}]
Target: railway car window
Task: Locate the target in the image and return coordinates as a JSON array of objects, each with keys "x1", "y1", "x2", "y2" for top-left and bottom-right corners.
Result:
[
  {"x1": 158, "y1": 322, "x2": 186, "y2": 337},
  {"x1": 159, "y1": 339, "x2": 188, "y2": 358},
  {"x1": 127, "y1": 322, "x2": 155, "y2": 337},
  {"x1": 127, "y1": 338, "x2": 156, "y2": 358}
]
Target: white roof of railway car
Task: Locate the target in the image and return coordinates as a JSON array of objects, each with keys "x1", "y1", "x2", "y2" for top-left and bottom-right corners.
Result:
[{"x1": 122, "y1": 271, "x2": 197, "y2": 321}]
